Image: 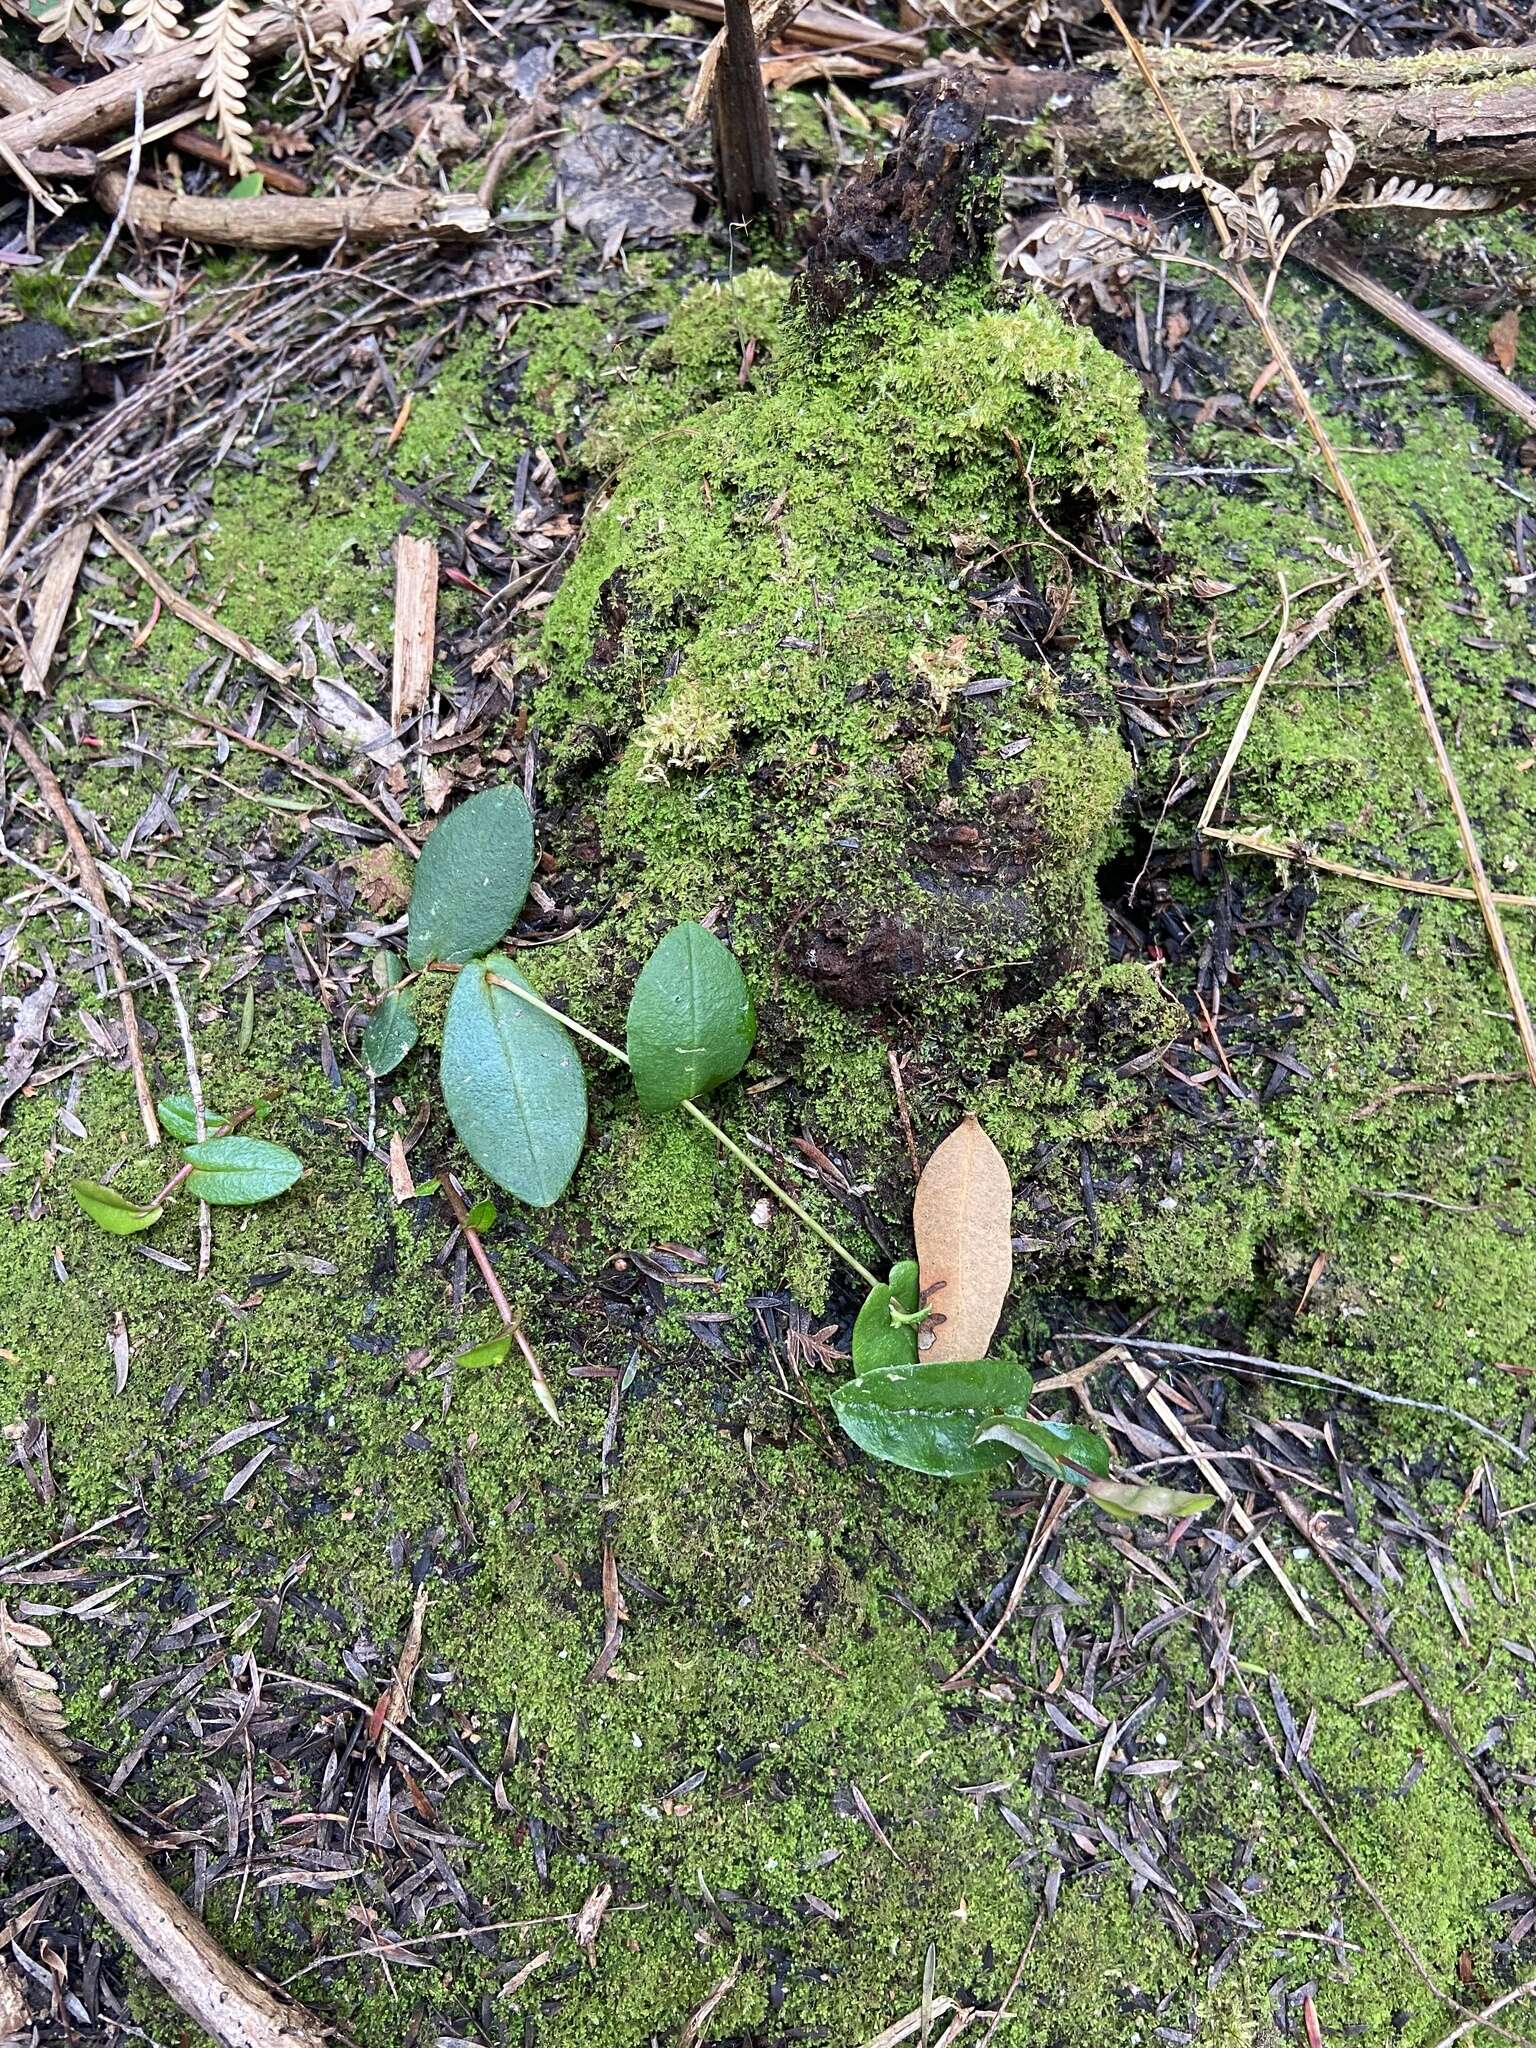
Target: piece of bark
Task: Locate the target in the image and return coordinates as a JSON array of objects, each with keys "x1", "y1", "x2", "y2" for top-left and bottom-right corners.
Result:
[
  {"x1": 0, "y1": 1686, "x2": 329, "y2": 2048},
  {"x1": 391, "y1": 533, "x2": 438, "y2": 735},
  {"x1": 20, "y1": 519, "x2": 89, "y2": 696},
  {"x1": 712, "y1": 0, "x2": 783, "y2": 224},
  {"x1": 962, "y1": 43, "x2": 1536, "y2": 192},
  {"x1": 94, "y1": 168, "x2": 488, "y2": 248}
]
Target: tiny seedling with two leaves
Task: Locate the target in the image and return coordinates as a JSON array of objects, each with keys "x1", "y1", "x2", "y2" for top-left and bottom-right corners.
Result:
[{"x1": 73, "y1": 1097, "x2": 302, "y2": 1237}]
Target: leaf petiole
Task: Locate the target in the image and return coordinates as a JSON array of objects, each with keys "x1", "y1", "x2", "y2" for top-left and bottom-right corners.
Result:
[{"x1": 475, "y1": 969, "x2": 881, "y2": 1292}]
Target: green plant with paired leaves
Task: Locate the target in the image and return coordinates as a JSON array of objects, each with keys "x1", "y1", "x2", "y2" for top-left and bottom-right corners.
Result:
[
  {"x1": 73, "y1": 1098, "x2": 303, "y2": 1236},
  {"x1": 837, "y1": 1254, "x2": 1214, "y2": 1519}
]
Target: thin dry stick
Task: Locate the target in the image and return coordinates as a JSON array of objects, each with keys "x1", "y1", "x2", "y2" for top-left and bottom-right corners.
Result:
[
  {"x1": 0, "y1": 710, "x2": 159, "y2": 1145},
  {"x1": 95, "y1": 519, "x2": 293, "y2": 685},
  {"x1": 1113, "y1": 1344, "x2": 1316, "y2": 1629},
  {"x1": 1203, "y1": 826, "x2": 1536, "y2": 910},
  {"x1": 0, "y1": 838, "x2": 203, "y2": 1140},
  {"x1": 1301, "y1": 237, "x2": 1536, "y2": 440},
  {"x1": 1226, "y1": 1664, "x2": 1530, "y2": 2048},
  {"x1": 122, "y1": 687, "x2": 420, "y2": 857},
  {"x1": 1197, "y1": 577, "x2": 1292, "y2": 834},
  {"x1": 941, "y1": 1483, "x2": 1072, "y2": 1690},
  {"x1": 1102, "y1": 0, "x2": 1536, "y2": 1086},
  {"x1": 1263, "y1": 1472, "x2": 1536, "y2": 1891},
  {"x1": 439, "y1": 1171, "x2": 560, "y2": 1423},
  {"x1": 1434, "y1": 1980, "x2": 1536, "y2": 2048}
]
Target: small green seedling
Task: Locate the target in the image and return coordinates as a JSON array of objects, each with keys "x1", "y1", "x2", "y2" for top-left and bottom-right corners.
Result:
[
  {"x1": 73, "y1": 1099, "x2": 303, "y2": 1237},
  {"x1": 362, "y1": 784, "x2": 875, "y2": 1283}
]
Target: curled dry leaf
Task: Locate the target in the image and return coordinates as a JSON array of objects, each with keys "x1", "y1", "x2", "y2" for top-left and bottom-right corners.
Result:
[{"x1": 912, "y1": 1114, "x2": 1012, "y2": 1365}]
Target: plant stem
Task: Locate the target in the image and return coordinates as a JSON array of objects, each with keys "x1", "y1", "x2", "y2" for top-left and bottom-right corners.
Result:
[
  {"x1": 439, "y1": 1169, "x2": 561, "y2": 1425},
  {"x1": 481, "y1": 971, "x2": 881, "y2": 1292},
  {"x1": 147, "y1": 1103, "x2": 255, "y2": 1207}
]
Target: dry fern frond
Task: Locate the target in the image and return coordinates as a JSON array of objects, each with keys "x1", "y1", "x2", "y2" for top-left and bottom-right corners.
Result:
[
  {"x1": 120, "y1": 0, "x2": 187, "y2": 52},
  {"x1": 194, "y1": 0, "x2": 255, "y2": 175},
  {"x1": 1318, "y1": 127, "x2": 1355, "y2": 210},
  {"x1": 0, "y1": 1603, "x2": 78, "y2": 1759},
  {"x1": 1348, "y1": 175, "x2": 1501, "y2": 215},
  {"x1": 34, "y1": 0, "x2": 110, "y2": 46}
]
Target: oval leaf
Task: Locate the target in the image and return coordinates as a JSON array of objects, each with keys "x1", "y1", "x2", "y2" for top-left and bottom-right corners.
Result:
[
  {"x1": 362, "y1": 987, "x2": 418, "y2": 1080},
  {"x1": 1085, "y1": 1479, "x2": 1217, "y2": 1523},
  {"x1": 72, "y1": 1180, "x2": 162, "y2": 1236},
  {"x1": 851, "y1": 1259, "x2": 921, "y2": 1374},
  {"x1": 440, "y1": 954, "x2": 586, "y2": 1208},
  {"x1": 831, "y1": 1358, "x2": 1033, "y2": 1478},
  {"x1": 183, "y1": 1136, "x2": 303, "y2": 1206},
  {"x1": 406, "y1": 786, "x2": 535, "y2": 970},
  {"x1": 974, "y1": 1416, "x2": 1111, "y2": 1485},
  {"x1": 156, "y1": 1095, "x2": 232, "y2": 1143},
  {"x1": 626, "y1": 921, "x2": 757, "y2": 1114},
  {"x1": 458, "y1": 1332, "x2": 513, "y2": 1370},
  {"x1": 913, "y1": 1115, "x2": 1012, "y2": 1365}
]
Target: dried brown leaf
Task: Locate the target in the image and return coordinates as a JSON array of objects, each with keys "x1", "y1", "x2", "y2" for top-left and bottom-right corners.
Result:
[
  {"x1": 1489, "y1": 307, "x2": 1521, "y2": 377},
  {"x1": 912, "y1": 1114, "x2": 1012, "y2": 1364}
]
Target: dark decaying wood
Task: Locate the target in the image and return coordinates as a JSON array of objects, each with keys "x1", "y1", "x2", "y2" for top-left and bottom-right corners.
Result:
[
  {"x1": 0, "y1": 1687, "x2": 331, "y2": 2048},
  {"x1": 797, "y1": 76, "x2": 998, "y2": 321},
  {"x1": 968, "y1": 43, "x2": 1536, "y2": 192},
  {"x1": 711, "y1": 0, "x2": 783, "y2": 225}
]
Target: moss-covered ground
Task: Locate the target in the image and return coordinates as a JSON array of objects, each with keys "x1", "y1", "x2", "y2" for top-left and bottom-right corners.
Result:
[{"x1": 4, "y1": 155, "x2": 1536, "y2": 2048}]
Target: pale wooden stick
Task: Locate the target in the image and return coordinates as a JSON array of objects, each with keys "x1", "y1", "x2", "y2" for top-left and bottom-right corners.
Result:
[
  {"x1": 93, "y1": 169, "x2": 489, "y2": 250},
  {"x1": 20, "y1": 521, "x2": 89, "y2": 698},
  {"x1": 390, "y1": 534, "x2": 438, "y2": 736},
  {"x1": 1197, "y1": 577, "x2": 1290, "y2": 835},
  {"x1": 95, "y1": 518, "x2": 292, "y2": 684},
  {"x1": 1300, "y1": 236, "x2": 1536, "y2": 439},
  {"x1": 0, "y1": 1687, "x2": 329, "y2": 2048}
]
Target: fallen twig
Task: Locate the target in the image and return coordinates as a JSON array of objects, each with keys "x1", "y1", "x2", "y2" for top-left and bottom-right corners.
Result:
[
  {"x1": 95, "y1": 519, "x2": 293, "y2": 683},
  {"x1": 0, "y1": 1685, "x2": 329, "y2": 2048},
  {"x1": 1203, "y1": 826, "x2": 1536, "y2": 912},
  {"x1": 0, "y1": 709, "x2": 159, "y2": 1145},
  {"x1": 93, "y1": 169, "x2": 489, "y2": 249},
  {"x1": 439, "y1": 1170, "x2": 561, "y2": 1423},
  {"x1": 18, "y1": 520, "x2": 89, "y2": 698},
  {"x1": 118, "y1": 687, "x2": 420, "y2": 858}
]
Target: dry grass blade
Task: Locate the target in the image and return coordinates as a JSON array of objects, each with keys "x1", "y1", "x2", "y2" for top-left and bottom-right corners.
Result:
[
  {"x1": 1203, "y1": 826, "x2": 1536, "y2": 911},
  {"x1": 0, "y1": 709, "x2": 160, "y2": 1146},
  {"x1": 96, "y1": 518, "x2": 292, "y2": 683},
  {"x1": 679, "y1": 1954, "x2": 743, "y2": 2047},
  {"x1": 20, "y1": 520, "x2": 89, "y2": 697},
  {"x1": 0, "y1": 1604, "x2": 77, "y2": 1758},
  {"x1": 912, "y1": 1114, "x2": 1012, "y2": 1364},
  {"x1": 1100, "y1": 0, "x2": 1536, "y2": 1087},
  {"x1": 1196, "y1": 577, "x2": 1291, "y2": 834}
]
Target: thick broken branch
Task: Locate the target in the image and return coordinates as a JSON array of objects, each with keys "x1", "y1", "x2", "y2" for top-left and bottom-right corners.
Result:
[
  {"x1": 0, "y1": 1686, "x2": 329, "y2": 2048},
  {"x1": 966, "y1": 42, "x2": 1536, "y2": 192}
]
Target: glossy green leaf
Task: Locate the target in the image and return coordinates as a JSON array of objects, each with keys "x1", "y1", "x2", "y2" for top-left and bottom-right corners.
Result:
[
  {"x1": 157, "y1": 1095, "x2": 233, "y2": 1143},
  {"x1": 406, "y1": 786, "x2": 535, "y2": 970},
  {"x1": 72, "y1": 1180, "x2": 162, "y2": 1236},
  {"x1": 362, "y1": 988, "x2": 418, "y2": 1079},
  {"x1": 182, "y1": 1136, "x2": 303, "y2": 1206},
  {"x1": 974, "y1": 1416, "x2": 1111, "y2": 1485},
  {"x1": 851, "y1": 1259, "x2": 921, "y2": 1373},
  {"x1": 465, "y1": 1199, "x2": 496, "y2": 1232},
  {"x1": 440, "y1": 953, "x2": 586, "y2": 1207},
  {"x1": 458, "y1": 1332, "x2": 512, "y2": 1370},
  {"x1": 626, "y1": 921, "x2": 756, "y2": 1114},
  {"x1": 1085, "y1": 1479, "x2": 1217, "y2": 1522},
  {"x1": 831, "y1": 1358, "x2": 1033, "y2": 1478}
]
